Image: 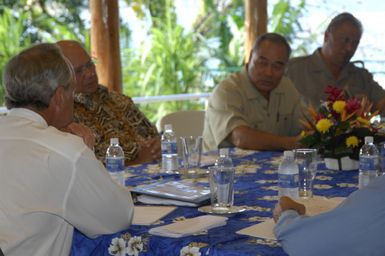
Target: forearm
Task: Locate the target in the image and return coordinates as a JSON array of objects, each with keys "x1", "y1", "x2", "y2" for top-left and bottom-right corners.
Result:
[{"x1": 230, "y1": 125, "x2": 299, "y2": 150}]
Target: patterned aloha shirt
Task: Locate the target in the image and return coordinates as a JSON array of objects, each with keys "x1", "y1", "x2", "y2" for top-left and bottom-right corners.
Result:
[{"x1": 73, "y1": 85, "x2": 158, "y2": 164}]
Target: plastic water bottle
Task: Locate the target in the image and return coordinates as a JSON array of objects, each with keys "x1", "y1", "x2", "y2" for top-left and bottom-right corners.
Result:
[
  {"x1": 105, "y1": 138, "x2": 125, "y2": 186},
  {"x1": 359, "y1": 136, "x2": 379, "y2": 189},
  {"x1": 278, "y1": 150, "x2": 299, "y2": 199},
  {"x1": 213, "y1": 148, "x2": 235, "y2": 209},
  {"x1": 161, "y1": 124, "x2": 178, "y2": 172}
]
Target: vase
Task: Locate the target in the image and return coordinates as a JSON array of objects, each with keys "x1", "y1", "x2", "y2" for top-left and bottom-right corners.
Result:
[{"x1": 324, "y1": 156, "x2": 359, "y2": 171}]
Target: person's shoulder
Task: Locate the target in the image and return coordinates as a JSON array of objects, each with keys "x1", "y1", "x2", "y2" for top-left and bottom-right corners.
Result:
[
  {"x1": 279, "y1": 76, "x2": 301, "y2": 98},
  {"x1": 108, "y1": 89, "x2": 134, "y2": 104},
  {"x1": 288, "y1": 54, "x2": 312, "y2": 68},
  {"x1": 348, "y1": 61, "x2": 374, "y2": 75}
]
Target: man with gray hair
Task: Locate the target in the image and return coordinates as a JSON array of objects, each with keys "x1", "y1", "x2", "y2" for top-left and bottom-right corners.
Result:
[
  {"x1": 287, "y1": 12, "x2": 385, "y2": 111},
  {"x1": 203, "y1": 33, "x2": 303, "y2": 151},
  {"x1": 0, "y1": 43, "x2": 134, "y2": 255}
]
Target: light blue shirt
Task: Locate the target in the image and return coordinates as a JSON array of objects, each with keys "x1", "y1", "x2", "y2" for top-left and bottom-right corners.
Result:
[{"x1": 274, "y1": 174, "x2": 385, "y2": 256}]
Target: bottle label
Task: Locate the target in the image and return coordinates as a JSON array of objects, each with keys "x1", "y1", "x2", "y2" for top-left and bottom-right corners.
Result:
[
  {"x1": 278, "y1": 173, "x2": 299, "y2": 188},
  {"x1": 106, "y1": 157, "x2": 125, "y2": 172},
  {"x1": 359, "y1": 156, "x2": 379, "y2": 171},
  {"x1": 161, "y1": 141, "x2": 177, "y2": 155}
]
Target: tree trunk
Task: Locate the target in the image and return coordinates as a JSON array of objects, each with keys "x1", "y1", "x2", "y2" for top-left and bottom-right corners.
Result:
[
  {"x1": 90, "y1": 0, "x2": 122, "y2": 93},
  {"x1": 244, "y1": 0, "x2": 267, "y2": 63}
]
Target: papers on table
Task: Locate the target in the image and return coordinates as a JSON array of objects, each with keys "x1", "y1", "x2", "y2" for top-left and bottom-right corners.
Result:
[
  {"x1": 132, "y1": 206, "x2": 176, "y2": 225},
  {"x1": 149, "y1": 215, "x2": 228, "y2": 238},
  {"x1": 236, "y1": 196, "x2": 345, "y2": 240}
]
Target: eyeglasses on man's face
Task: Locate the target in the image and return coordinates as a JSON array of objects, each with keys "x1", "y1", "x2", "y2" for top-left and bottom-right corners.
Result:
[{"x1": 74, "y1": 59, "x2": 96, "y2": 75}]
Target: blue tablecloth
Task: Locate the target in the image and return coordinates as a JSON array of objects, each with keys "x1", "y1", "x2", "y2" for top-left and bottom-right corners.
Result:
[{"x1": 71, "y1": 149, "x2": 358, "y2": 256}]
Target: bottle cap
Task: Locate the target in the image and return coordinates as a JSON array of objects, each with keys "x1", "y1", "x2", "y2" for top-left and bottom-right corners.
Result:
[
  {"x1": 364, "y1": 136, "x2": 373, "y2": 144},
  {"x1": 110, "y1": 138, "x2": 119, "y2": 144},
  {"x1": 283, "y1": 150, "x2": 294, "y2": 158},
  {"x1": 164, "y1": 124, "x2": 173, "y2": 131}
]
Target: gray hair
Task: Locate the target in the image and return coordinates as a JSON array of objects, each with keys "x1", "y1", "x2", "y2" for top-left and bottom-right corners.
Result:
[
  {"x1": 326, "y1": 12, "x2": 363, "y2": 35},
  {"x1": 252, "y1": 32, "x2": 291, "y2": 58},
  {"x1": 3, "y1": 43, "x2": 74, "y2": 110}
]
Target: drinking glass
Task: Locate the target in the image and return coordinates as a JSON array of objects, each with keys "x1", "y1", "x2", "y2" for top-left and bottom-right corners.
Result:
[
  {"x1": 294, "y1": 148, "x2": 318, "y2": 199},
  {"x1": 180, "y1": 136, "x2": 203, "y2": 174}
]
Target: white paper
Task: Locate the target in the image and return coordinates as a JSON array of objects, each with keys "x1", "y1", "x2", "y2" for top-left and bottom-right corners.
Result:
[
  {"x1": 132, "y1": 206, "x2": 176, "y2": 225},
  {"x1": 149, "y1": 215, "x2": 228, "y2": 238},
  {"x1": 236, "y1": 196, "x2": 345, "y2": 240}
]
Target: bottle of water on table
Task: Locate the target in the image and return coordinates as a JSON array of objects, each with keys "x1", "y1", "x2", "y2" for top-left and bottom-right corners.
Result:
[
  {"x1": 105, "y1": 138, "x2": 125, "y2": 186},
  {"x1": 161, "y1": 124, "x2": 179, "y2": 173},
  {"x1": 278, "y1": 150, "x2": 299, "y2": 199},
  {"x1": 359, "y1": 136, "x2": 379, "y2": 189}
]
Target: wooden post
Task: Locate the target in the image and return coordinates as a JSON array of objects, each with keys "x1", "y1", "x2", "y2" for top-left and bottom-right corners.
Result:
[
  {"x1": 244, "y1": 0, "x2": 267, "y2": 63},
  {"x1": 90, "y1": 0, "x2": 122, "y2": 93}
]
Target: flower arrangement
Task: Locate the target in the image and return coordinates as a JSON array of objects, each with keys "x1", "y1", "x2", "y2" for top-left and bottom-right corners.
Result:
[{"x1": 300, "y1": 85, "x2": 384, "y2": 160}]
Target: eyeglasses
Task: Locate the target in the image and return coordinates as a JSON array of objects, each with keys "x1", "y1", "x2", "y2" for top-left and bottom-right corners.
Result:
[{"x1": 74, "y1": 59, "x2": 96, "y2": 75}]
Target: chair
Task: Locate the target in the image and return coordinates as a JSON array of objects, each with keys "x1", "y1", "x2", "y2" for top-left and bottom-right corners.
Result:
[{"x1": 157, "y1": 110, "x2": 205, "y2": 138}]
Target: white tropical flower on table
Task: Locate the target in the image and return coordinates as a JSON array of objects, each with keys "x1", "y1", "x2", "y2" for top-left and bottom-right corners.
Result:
[
  {"x1": 108, "y1": 237, "x2": 127, "y2": 256},
  {"x1": 180, "y1": 245, "x2": 201, "y2": 256},
  {"x1": 127, "y1": 236, "x2": 144, "y2": 256}
]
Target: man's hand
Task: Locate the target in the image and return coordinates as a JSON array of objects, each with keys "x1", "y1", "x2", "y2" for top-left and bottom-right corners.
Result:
[
  {"x1": 62, "y1": 123, "x2": 95, "y2": 150},
  {"x1": 273, "y1": 196, "x2": 306, "y2": 222}
]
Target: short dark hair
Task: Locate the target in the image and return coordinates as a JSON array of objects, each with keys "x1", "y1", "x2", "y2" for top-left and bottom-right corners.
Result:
[
  {"x1": 326, "y1": 12, "x2": 363, "y2": 35},
  {"x1": 251, "y1": 32, "x2": 291, "y2": 58}
]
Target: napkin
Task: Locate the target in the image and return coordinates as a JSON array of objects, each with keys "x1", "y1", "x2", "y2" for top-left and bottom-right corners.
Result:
[
  {"x1": 149, "y1": 215, "x2": 228, "y2": 238},
  {"x1": 132, "y1": 206, "x2": 176, "y2": 225}
]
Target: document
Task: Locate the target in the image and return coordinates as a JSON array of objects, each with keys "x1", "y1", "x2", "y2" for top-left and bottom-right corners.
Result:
[{"x1": 236, "y1": 196, "x2": 345, "y2": 240}]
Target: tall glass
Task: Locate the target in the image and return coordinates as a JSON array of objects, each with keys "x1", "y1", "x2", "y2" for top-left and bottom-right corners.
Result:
[{"x1": 294, "y1": 148, "x2": 318, "y2": 199}]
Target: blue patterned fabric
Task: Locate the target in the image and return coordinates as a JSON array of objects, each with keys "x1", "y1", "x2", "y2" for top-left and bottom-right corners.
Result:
[{"x1": 71, "y1": 150, "x2": 358, "y2": 256}]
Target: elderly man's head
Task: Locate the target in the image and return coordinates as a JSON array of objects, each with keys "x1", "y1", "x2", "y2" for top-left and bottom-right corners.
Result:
[
  {"x1": 56, "y1": 40, "x2": 99, "y2": 94},
  {"x1": 3, "y1": 43, "x2": 75, "y2": 128},
  {"x1": 322, "y1": 12, "x2": 362, "y2": 70},
  {"x1": 247, "y1": 33, "x2": 291, "y2": 99}
]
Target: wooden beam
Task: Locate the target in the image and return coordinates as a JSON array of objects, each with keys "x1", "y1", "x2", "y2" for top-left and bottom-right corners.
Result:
[
  {"x1": 244, "y1": 0, "x2": 267, "y2": 63},
  {"x1": 90, "y1": 0, "x2": 122, "y2": 93}
]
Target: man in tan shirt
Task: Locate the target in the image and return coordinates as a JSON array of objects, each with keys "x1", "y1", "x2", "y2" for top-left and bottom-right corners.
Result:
[{"x1": 203, "y1": 33, "x2": 303, "y2": 151}]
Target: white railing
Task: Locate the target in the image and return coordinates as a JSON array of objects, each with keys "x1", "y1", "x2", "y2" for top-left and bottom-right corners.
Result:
[
  {"x1": 0, "y1": 92, "x2": 211, "y2": 114},
  {"x1": 132, "y1": 92, "x2": 211, "y2": 104}
]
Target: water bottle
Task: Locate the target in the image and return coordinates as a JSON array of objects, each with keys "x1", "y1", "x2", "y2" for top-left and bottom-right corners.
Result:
[
  {"x1": 105, "y1": 138, "x2": 125, "y2": 186},
  {"x1": 161, "y1": 124, "x2": 179, "y2": 172},
  {"x1": 213, "y1": 148, "x2": 235, "y2": 209},
  {"x1": 278, "y1": 150, "x2": 299, "y2": 199},
  {"x1": 359, "y1": 136, "x2": 379, "y2": 189}
]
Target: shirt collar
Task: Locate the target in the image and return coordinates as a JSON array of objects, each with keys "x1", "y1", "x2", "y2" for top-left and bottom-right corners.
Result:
[
  {"x1": 310, "y1": 48, "x2": 354, "y2": 79},
  {"x1": 8, "y1": 108, "x2": 48, "y2": 128}
]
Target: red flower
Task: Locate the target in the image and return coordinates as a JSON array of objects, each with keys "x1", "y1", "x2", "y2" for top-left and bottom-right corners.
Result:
[
  {"x1": 324, "y1": 85, "x2": 344, "y2": 102},
  {"x1": 346, "y1": 97, "x2": 361, "y2": 114}
]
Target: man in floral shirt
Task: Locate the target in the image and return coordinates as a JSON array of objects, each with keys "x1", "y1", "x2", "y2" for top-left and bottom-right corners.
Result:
[{"x1": 57, "y1": 40, "x2": 161, "y2": 165}]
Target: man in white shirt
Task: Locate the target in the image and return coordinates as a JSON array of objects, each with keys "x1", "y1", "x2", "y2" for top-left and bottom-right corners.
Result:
[{"x1": 0, "y1": 43, "x2": 134, "y2": 255}]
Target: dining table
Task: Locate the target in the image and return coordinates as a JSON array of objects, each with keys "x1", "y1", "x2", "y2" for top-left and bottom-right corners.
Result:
[{"x1": 70, "y1": 148, "x2": 358, "y2": 256}]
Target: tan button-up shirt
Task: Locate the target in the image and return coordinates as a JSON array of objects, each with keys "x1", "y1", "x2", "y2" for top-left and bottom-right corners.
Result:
[{"x1": 203, "y1": 67, "x2": 303, "y2": 151}]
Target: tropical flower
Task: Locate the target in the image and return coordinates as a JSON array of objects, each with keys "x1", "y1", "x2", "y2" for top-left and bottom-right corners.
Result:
[
  {"x1": 300, "y1": 85, "x2": 383, "y2": 160},
  {"x1": 108, "y1": 237, "x2": 127, "y2": 256},
  {"x1": 127, "y1": 236, "x2": 143, "y2": 256},
  {"x1": 180, "y1": 245, "x2": 201, "y2": 256}
]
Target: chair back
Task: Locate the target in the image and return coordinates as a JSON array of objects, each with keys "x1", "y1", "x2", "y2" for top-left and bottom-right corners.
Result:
[{"x1": 158, "y1": 110, "x2": 205, "y2": 138}]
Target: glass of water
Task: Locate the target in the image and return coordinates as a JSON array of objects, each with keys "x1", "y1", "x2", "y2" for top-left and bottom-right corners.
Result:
[{"x1": 294, "y1": 148, "x2": 318, "y2": 199}]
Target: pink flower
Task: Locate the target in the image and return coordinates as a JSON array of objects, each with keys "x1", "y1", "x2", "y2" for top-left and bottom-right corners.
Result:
[
  {"x1": 346, "y1": 98, "x2": 361, "y2": 114},
  {"x1": 324, "y1": 85, "x2": 344, "y2": 102}
]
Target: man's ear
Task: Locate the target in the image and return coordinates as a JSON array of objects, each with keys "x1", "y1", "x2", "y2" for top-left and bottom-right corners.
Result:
[{"x1": 50, "y1": 86, "x2": 64, "y2": 112}]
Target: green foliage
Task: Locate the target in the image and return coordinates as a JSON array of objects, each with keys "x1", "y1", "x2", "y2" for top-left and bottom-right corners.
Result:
[{"x1": 122, "y1": 0, "x2": 206, "y2": 122}]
